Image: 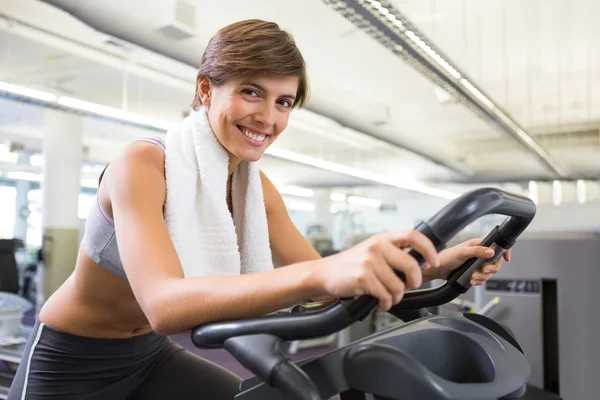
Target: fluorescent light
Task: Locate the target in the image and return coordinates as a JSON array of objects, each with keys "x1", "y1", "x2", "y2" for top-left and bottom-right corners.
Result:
[
  {"x1": 552, "y1": 180, "x2": 562, "y2": 206},
  {"x1": 2, "y1": 80, "x2": 459, "y2": 200},
  {"x1": 576, "y1": 180, "x2": 587, "y2": 204},
  {"x1": 4, "y1": 171, "x2": 99, "y2": 189},
  {"x1": 330, "y1": 192, "x2": 347, "y2": 202},
  {"x1": 57, "y1": 96, "x2": 174, "y2": 130},
  {"x1": 285, "y1": 200, "x2": 315, "y2": 211},
  {"x1": 0, "y1": 82, "x2": 57, "y2": 102},
  {"x1": 496, "y1": 112, "x2": 520, "y2": 132},
  {"x1": 401, "y1": 30, "x2": 461, "y2": 79},
  {"x1": 6, "y1": 171, "x2": 42, "y2": 182},
  {"x1": 347, "y1": 195, "x2": 382, "y2": 208},
  {"x1": 330, "y1": 193, "x2": 382, "y2": 208},
  {"x1": 459, "y1": 78, "x2": 494, "y2": 109},
  {"x1": 266, "y1": 147, "x2": 459, "y2": 200},
  {"x1": 528, "y1": 181, "x2": 538, "y2": 204},
  {"x1": 0, "y1": 81, "x2": 175, "y2": 130}
]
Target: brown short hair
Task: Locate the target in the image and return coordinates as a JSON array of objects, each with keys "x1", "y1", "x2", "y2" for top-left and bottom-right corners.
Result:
[{"x1": 191, "y1": 19, "x2": 309, "y2": 110}]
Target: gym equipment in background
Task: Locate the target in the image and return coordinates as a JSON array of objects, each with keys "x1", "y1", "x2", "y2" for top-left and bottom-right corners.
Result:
[
  {"x1": 305, "y1": 225, "x2": 337, "y2": 257},
  {"x1": 192, "y1": 187, "x2": 537, "y2": 400},
  {"x1": 482, "y1": 278, "x2": 559, "y2": 397},
  {"x1": 0, "y1": 240, "x2": 23, "y2": 295},
  {"x1": 439, "y1": 232, "x2": 600, "y2": 400},
  {"x1": 0, "y1": 239, "x2": 34, "y2": 399}
]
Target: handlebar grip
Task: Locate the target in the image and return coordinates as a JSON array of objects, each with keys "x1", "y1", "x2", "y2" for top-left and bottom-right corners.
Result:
[
  {"x1": 192, "y1": 188, "x2": 536, "y2": 346},
  {"x1": 395, "y1": 221, "x2": 446, "y2": 282},
  {"x1": 426, "y1": 188, "x2": 535, "y2": 244},
  {"x1": 445, "y1": 225, "x2": 501, "y2": 289}
]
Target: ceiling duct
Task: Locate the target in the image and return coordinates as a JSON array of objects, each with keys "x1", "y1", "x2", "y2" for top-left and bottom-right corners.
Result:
[
  {"x1": 154, "y1": 0, "x2": 198, "y2": 41},
  {"x1": 38, "y1": 0, "x2": 202, "y2": 67},
  {"x1": 36, "y1": 0, "x2": 471, "y2": 177}
]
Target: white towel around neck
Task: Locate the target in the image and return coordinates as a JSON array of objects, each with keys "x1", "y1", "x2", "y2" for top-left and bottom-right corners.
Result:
[{"x1": 163, "y1": 107, "x2": 273, "y2": 278}]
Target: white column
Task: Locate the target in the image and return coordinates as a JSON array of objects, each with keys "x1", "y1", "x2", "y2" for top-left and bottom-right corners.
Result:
[
  {"x1": 13, "y1": 154, "x2": 30, "y2": 242},
  {"x1": 313, "y1": 189, "x2": 332, "y2": 235},
  {"x1": 305, "y1": 188, "x2": 334, "y2": 255},
  {"x1": 40, "y1": 109, "x2": 83, "y2": 302}
]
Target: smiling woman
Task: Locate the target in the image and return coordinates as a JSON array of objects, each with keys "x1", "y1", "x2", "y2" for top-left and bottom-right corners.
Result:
[
  {"x1": 8, "y1": 18, "x2": 508, "y2": 400},
  {"x1": 190, "y1": 19, "x2": 309, "y2": 111},
  {"x1": 197, "y1": 75, "x2": 302, "y2": 163},
  {"x1": 7, "y1": 18, "x2": 323, "y2": 400},
  {"x1": 191, "y1": 19, "x2": 309, "y2": 165}
]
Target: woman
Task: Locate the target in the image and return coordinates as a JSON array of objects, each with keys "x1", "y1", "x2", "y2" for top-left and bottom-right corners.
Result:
[{"x1": 8, "y1": 19, "x2": 509, "y2": 399}]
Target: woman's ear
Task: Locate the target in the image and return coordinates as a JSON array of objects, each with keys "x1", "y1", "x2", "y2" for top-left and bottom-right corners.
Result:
[{"x1": 197, "y1": 76, "x2": 212, "y2": 107}]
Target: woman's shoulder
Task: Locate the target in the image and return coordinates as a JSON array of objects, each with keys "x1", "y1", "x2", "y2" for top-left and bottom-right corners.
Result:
[
  {"x1": 105, "y1": 139, "x2": 167, "y2": 198},
  {"x1": 97, "y1": 138, "x2": 167, "y2": 222},
  {"x1": 118, "y1": 139, "x2": 166, "y2": 170}
]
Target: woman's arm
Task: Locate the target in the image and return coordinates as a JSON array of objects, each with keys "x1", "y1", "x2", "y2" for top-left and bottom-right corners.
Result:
[
  {"x1": 259, "y1": 171, "x2": 322, "y2": 267},
  {"x1": 108, "y1": 143, "x2": 440, "y2": 335},
  {"x1": 109, "y1": 143, "x2": 322, "y2": 335},
  {"x1": 260, "y1": 172, "x2": 335, "y2": 302},
  {"x1": 259, "y1": 176, "x2": 444, "y2": 289}
]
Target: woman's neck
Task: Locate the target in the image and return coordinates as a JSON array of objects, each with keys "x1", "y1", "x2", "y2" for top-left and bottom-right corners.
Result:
[
  {"x1": 226, "y1": 156, "x2": 240, "y2": 216},
  {"x1": 227, "y1": 155, "x2": 241, "y2": 178}
]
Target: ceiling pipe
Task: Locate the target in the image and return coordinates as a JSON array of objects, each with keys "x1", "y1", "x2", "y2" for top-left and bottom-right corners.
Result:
[
  {"x1": 36, "y1": 0, "x2": 471, "y2": 178},
  {"x1": 322, "y1": 0, "x2": 569, "y2": 179}
]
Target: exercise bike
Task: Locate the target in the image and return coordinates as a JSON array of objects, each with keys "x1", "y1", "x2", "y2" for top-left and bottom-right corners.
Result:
[{"x1": 192, "y1": 187, "x2": 537, "y2": 400}]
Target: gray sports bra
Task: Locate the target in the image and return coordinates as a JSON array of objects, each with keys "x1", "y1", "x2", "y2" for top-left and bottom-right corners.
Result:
[{"x1": 80, "y1": 137, "x2": 166, "y2": 280}]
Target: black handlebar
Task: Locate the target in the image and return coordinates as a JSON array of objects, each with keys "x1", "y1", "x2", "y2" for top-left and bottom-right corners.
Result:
[
  {"x1": 192, "y1": 187, "x2": 535, "y2": 348},
  {"x1": 391, "y1": 187, "x2": 536, "y2": 310},
  {"x1": 190, "y1": 187, "x2": 536, "y2": 400},
  {"x1": 417, "y1": 187, "x2": 535, "y2": 246}
]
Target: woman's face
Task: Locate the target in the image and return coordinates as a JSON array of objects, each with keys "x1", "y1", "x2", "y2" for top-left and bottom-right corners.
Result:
[{"x1": 199, "y1": 75, "x2": 299, "y2": 162}]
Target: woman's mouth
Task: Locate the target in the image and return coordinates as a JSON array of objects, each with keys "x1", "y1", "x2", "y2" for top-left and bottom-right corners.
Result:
[{"x1": 237, "y1": 125, "x2": 268, "y2": 146}]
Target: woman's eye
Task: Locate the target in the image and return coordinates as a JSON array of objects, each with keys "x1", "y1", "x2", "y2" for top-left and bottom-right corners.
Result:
[
  {"x1": 278, "y1": 100, "x2": 292, "y2": 108},
  {"x1": 242, "y1": 89, "x2": 258, "y2": 97}
]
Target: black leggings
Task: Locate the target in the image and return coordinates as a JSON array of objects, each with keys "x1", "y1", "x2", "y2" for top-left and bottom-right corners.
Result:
[{"x1": 8, "y1": 320, "x2": 241, "y2": 399}]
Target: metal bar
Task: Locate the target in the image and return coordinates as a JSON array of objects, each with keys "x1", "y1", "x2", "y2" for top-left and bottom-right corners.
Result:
[{"x1": 324, "y1": 0, "x2": 568, "y2": 179}]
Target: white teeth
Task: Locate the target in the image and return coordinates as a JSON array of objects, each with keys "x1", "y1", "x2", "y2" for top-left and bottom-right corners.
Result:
[{"x1": 241, "y1": 127, "x2": 266, "y2": 142}]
